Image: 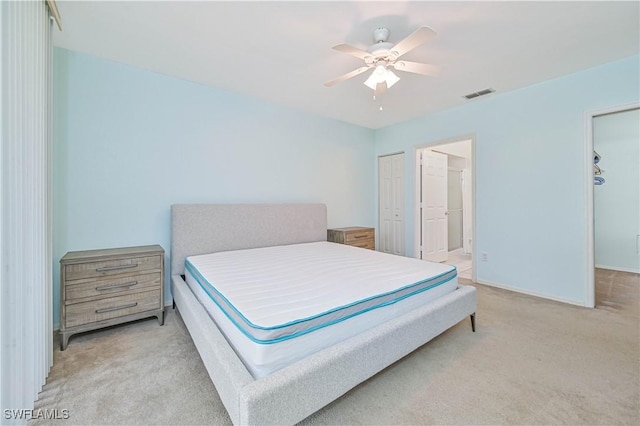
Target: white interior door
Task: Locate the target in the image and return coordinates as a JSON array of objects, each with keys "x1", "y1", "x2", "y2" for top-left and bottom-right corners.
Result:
[
  {"x1": 421, "y1": 150, "x2": 448, "y2": 262},
  {"x1": 379, "y1": 153, "x2": 405, "y2": 255}
]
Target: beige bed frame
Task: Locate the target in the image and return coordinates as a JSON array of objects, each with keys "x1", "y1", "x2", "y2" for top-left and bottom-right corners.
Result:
[{"x1": 170, "y1": 203, "x2": 477, "y2": 425}]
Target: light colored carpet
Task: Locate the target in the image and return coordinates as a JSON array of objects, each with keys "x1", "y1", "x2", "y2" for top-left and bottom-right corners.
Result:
[{"x1": 32, "y1": 272, "x2": 639, "y2": 425}]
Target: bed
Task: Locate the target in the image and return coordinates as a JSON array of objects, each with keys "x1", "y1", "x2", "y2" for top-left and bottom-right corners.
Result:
[{"x1": 171, "y1": 203, "x2": 477, "y2": 425}]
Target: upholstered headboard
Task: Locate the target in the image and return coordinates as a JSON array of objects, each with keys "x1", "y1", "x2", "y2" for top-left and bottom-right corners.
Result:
[{"x1": 170, "y1": 203, "x2": 327, "y2": 276}]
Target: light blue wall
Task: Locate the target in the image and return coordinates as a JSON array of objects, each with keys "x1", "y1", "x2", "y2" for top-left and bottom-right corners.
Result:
[
  {"x1": 594, "y1": 108, "x2": 640, "y2": 272},
  {"x1": 53, "y1": 47, "x2": 639, "y2": 325},
  {"x1": 53, "y1": 48, "x2": 375, "y2": 329},
  {"x1": 374, "y1": 55, "x2": 640, "y2": 305}
]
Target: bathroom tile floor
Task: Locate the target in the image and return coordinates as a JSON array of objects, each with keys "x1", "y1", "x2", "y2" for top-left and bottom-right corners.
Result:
[{"x1": 446, "y1": 248, "x2": 472, "y2": 280}]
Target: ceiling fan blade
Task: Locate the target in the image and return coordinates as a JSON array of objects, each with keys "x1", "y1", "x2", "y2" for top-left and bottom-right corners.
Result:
[
  {"x1": 391, "y1": 26, "x2": 436, "y2": 58},
  {"x1": 375, "y1": 81, "x2": 387, "y2": 98},
  {"x1": 332, "y1": 44, "x2": 371, "y2": 60},
  {"x1": 324, "y1": 66, "x2": 371, "y2": 87},
  {"x1": 391, "y1": 61, "x2": 439, "y2": 76}
]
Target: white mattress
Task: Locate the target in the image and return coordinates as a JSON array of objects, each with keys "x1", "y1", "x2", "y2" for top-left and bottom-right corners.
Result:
[{"x1": 185, "y1": 241, "x2": 458, "y2": 378}]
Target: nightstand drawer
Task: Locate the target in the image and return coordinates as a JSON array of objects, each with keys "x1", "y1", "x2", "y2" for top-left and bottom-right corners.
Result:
[
  {"x1": 65, "y1": 289, "x2": 161, "y2": 328},
  {"x1": 65, "y1": 272, "x2": 162, "y2": 301},
  {"x1": 344, "y1": 230, "x2": 374, "y2": 243},
  {"x1": 349, "y1": 239, "x2": 375, "y2": 250},
  {"x1": 327, "y1": 227, "x2": 375, "y2": 250},
  {"x1": 64, "y1": 255, "x2": 162, "y2": 281}
]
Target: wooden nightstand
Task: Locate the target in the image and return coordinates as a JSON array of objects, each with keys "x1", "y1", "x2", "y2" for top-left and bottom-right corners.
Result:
[
  {"x1": 327, "y1": 227, "x2": 375, "y2": 250},
  {"x1": 59, "y1": 245, "x2": 165, "y2": 350}
]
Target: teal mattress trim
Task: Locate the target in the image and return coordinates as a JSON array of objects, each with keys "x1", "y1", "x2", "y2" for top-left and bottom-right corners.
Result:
[{"x1": 185, "y1": 259, "x2": 457, "y2": 345}]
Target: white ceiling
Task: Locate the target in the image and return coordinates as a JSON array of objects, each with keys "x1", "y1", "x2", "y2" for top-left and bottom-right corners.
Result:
[{"x1": 53, "y1": 1, "x2": 640, "y2": 129}]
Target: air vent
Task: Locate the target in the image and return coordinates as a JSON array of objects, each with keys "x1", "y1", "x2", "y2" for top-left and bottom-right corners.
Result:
[{"x1": 463, "y1": 88, "x2": 495, "y2": 100}]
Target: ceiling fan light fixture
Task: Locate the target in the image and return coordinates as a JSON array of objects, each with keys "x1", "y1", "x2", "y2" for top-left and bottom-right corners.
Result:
[
  {"x1": 363, "y1": 65, "x2": 400, "y2": 90},
  {"x1": 363, "y1": 73, "x2": 379, "y2": 90},
  {"x1": 385, "y1": 69, "x2": 400, "y2": 88},
  {"x1": 328, "y1": 26, "x2": 438, "y2": 94}
]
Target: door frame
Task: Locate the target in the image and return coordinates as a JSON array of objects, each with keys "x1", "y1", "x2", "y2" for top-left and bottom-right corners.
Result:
[
  {"x1": 584, "y1": 101, "x2": 640, "y2": 308},
  {"x1": 414, "y1": 134, "x2": 476, "y2": 282},
  {"x1": 447, "y1": 167, "x2": 464, "y2": 251}
]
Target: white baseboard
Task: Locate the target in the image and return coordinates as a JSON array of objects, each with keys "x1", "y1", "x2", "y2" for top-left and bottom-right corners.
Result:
[
  {"x1": 595, "y1": 264, "x2": 640, "y2": 274},
  {"x1": 474, "y1": 278, "x2": 587, "y2": 307}
]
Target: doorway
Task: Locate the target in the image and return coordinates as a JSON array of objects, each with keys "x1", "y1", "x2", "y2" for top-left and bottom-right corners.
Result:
[
  {"x1": 588, "y1": 105, "x2": 640, "y2": 308},
  {"x1": 414, "y1": 137, "x2": 475, "y2": 281}
]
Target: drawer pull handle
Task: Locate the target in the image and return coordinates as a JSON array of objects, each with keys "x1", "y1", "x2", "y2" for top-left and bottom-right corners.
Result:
[
  {"x1": 95, "y1": 281, "x2": 137, "y2": 291},
  {"x1": 353, "y1": 234, "x2": 369, "y2": 239},
  {"x1": 95, "y1": 263, "x2": 138, "y2": 272},
  {"x1": 95, "y1": 302, "x2": 138, "y2": 314}
]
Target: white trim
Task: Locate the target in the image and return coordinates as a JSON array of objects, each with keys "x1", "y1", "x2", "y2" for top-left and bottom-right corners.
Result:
[
  {"x1": 584, "y1": 101, "x2": 640, "y2": 308},
  {"x1": 413, "y1": 134, "x2": 476, "y2": 282},
  {"x1": 475, "y1": 279, "x2": 585, "y2": 307},
  {"x1": 378, "y1": 150, "x2": 404, "y2": 158},
  {"x1": 595, "y1": 264, "x2": 640, "y2": 274}
]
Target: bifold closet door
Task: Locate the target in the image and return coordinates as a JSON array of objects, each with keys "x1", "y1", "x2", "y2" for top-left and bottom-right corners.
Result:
[{"x1": 379, "y1": 153, "x2": 405, "y2": 256}]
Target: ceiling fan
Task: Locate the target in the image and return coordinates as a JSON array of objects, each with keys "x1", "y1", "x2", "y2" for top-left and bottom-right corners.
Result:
[{"x1": 325, "y1": 26, "x2": 439, "y2": 99}]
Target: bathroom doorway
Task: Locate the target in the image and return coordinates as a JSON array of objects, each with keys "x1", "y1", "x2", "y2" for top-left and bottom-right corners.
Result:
[{"x1": 415, "y1": 136, "x2": 475, "y2": 281}]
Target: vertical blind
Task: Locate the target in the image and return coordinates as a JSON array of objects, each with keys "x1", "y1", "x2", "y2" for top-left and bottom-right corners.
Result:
[{"x1": 0, "y1": 0, "x2": 54, "y2": 420}]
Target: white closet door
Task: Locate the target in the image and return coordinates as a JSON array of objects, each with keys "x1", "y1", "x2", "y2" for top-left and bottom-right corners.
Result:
[
  {"x1": 378, "y1": 153, "x2": 405, "y2": 255},
  {"x1": 422, "y1": 150, "x2": 448, "y2": 262}
]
